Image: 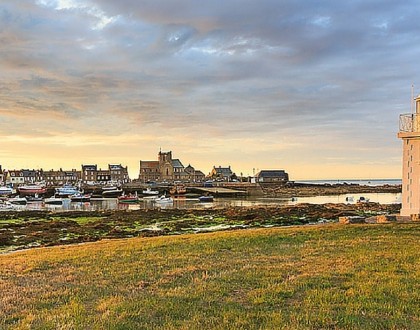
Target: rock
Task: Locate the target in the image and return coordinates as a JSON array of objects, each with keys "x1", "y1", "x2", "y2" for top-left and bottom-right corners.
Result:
[
  {"x1": 376, "y1": 215, "x2": 397, "y2": 223},
  {"x1": 339, "y1": 216, "x2": 366, "y2": 224},
  {"x1": 411, "y1": 214, "x2": 420, "y2": 221}
]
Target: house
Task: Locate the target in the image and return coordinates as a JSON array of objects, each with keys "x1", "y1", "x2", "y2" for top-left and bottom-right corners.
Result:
[
  {"x1": 81, "y1": 165, "x2": 97, "y2": 184},
  {"x1": 209, "y1": 166, "x2": 234, "y2": 181},
  {"x1": 5, "y1": 169, "x2": 43, "y2": 186},
  {"x1": 5, "y1": 170, "x2": 24, "y2": 186},
  {"x1": 96, "y1": 168, "x2": 111, "y2": 183},
  {"x1": 109, "y1": 164, "x2": 130, "y2": 183},
  {"x1": 43, "y1": 169, "x2": 81, "y2": 186},
  {"x1": 81, "y1": 164, "x2": 130, "y2": 184},
  {"x1": 185, "y1": 164, "x2": 205, "y2": 182},
  {"x1": 256, "y1": 170, "x2": 289, "y2": 184},
  {"x1": 139, "y1": 160, "x2": 160, "y2": 183}
]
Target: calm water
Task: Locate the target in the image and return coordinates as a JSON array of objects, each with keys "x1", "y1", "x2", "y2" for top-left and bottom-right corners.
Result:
[{"x1": 10, "y1": 192, "x2": 402, "y2": 212}]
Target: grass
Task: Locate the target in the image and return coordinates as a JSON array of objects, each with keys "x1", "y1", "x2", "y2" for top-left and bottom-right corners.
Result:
[{"x1": 0, "y1": 222, "x2": 419, "y2": 329}]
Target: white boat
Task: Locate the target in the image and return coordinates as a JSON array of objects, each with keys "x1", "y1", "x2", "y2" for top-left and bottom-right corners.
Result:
[
  {"x1": 70, "y1": 193, "x2": 91, "y2": 202},
  {"x1": 357, "y1": 196, "x2": 370, "y2": 203},
  {"x1": 102, "y1": 184, "x2": 121, "y2": 191},
  {"x1": 0, "y1": 186, "x2": 14, "y2": 196},
  {"x1": 44, "y1": 196, "x2": 64, "y2": 205},
  {"x1": 26, "y1": 194, "x2": 44, "y2": 202},
  {"x1": 8, "y1": 196, "x2": 27, "y2": 205},
  {"x1": 142, "y1": 187, "x2": 159, "y2": 196},
  {"x1": 198, "y1": 195, "x2": 214, "y2": 203},
  {"x1": 0, "y1": 201, "x2": 15, "y2": 210},
  {"x1": 102, "y1": 188, "x2": 123, "y2": 197},
  {"x1": 153, "y1": 195, "x2": 173, "y2": 204},
  {"x1": 55, "y1": 184, "x2": 79, "y2": 197}
]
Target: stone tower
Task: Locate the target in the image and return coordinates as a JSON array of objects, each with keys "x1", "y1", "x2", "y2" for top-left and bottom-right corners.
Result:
[{"x1": 398, "y1": 94, "x2": 420, "y2": 216}]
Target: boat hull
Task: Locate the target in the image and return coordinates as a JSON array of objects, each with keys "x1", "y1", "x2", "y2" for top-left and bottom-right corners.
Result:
[
  {"x1": 9, "y1": 198, "x2": 27, "y2": 205},
  {"x1": 199, "y1": 196, "x2": 214, "y2": 202},
  {"x1": 18, "y1": 187, "x2": 47, "y2": 196},
  {"x1": 44, "y1": 198, "x2": 63, "y2": 205},
  {"x1": 102, "y1": 189, "x2": 123, "y2": 198}
]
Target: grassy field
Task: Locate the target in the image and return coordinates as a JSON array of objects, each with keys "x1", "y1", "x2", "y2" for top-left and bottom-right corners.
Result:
[{"x1": 1, "y1": 222, "x2": 419, "y2": 329}]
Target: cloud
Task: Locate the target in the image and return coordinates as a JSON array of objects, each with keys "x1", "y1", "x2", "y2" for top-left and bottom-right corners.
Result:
[{"x1": 0, "y1": 0, "x2": 419, "y2": 178}]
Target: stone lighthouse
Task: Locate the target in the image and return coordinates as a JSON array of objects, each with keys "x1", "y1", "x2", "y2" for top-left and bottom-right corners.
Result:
[{"x1": 398, "y1": 94, "x2": 420, "y2": 216}]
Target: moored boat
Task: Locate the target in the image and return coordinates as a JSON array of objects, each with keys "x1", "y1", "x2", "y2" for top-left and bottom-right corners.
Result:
[
  {"x1": 357, "y1": 196, "x2": 370, "y2": 203},
  {"x1": 153, "y1": 195, "x2": 173, "y2": 204},
  {"x1": 55, "y1": 184, "x2": 79, "y2": 197},
  {"x1": 198, "y1": 195, "x2": 214, "y2": 203},
  {"x1": 0, "y1": 201, "x2": 15, "y2": 210},
  {"x1": 0, "y1": 186, "x2": 14, "y2": 196},
  {"x1": 169, "y1": 184, "x2": 187, "y2": 196},
  {"x1": 26, "y1": 194, "x2": 44, "y2": 202},
  {"x1": 102, "y1": 188, "x2": 123, "y2": 198},
  {"x1": 18, "y1": 184, "x2": 47, "y2": 196},
  {"x1": 118, "y1": 193, "x2": 139, "y2": 203},
  {"x1": 8, "y1": 196, "x2": 27, "y2": 205},
  {"x1": 70, "y1": 193, "x2": 91, "y2": 202},
  {"x1": 44, "y1": 196, "x2": 64, "y2": 205},
  {"x1": 142, "y1": 187, "x2": 159, "y2": 196}
]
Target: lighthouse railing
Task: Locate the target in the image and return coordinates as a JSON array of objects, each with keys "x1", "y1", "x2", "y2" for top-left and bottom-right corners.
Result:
[{"x1": 399, "y1": 113, "x2": 420, "y2": 132}]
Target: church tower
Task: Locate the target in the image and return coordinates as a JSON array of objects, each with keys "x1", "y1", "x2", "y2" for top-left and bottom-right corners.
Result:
[{"x1": 398, "y1": 94, "x2": 420, "y2": 216}]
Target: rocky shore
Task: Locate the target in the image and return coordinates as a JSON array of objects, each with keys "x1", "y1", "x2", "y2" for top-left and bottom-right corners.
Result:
[
  {"x1": 260, "y1": 182, "x2": 401, "y2": 197},
  {"x1": 0, "y1": 201, "x2": 401, "y2": 253}
]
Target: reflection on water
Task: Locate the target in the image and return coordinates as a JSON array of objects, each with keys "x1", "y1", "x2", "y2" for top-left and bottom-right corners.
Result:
[{"x1": 9, "y1": 193, "x2": 402, "y2": 212}]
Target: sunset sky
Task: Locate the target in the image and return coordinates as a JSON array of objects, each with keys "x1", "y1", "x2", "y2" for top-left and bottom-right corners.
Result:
[{"x1": 1, "y1": 0, "x2": 420, "y2": 180}]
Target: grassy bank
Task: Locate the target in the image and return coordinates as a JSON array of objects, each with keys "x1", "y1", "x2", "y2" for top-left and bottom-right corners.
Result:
[{"x1": 1, "y1": 222, "x2": 419, "y2": 329}]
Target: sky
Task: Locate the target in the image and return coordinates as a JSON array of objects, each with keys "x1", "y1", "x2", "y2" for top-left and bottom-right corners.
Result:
[{"x1": 1, "y1": 0, "x2": 420, "y2": 180}]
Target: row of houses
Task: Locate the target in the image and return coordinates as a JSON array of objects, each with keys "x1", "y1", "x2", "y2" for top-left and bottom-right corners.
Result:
[
  {"x1": 0, "y1": 150, "x2": 290, "y2": 187},
  {"x1": 0, "y1": 164, "x2": 129, "y2": 187}
]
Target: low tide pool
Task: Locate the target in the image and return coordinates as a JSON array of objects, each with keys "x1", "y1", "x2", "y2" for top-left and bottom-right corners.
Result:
[{"x1": 5, "y1": 192, "x2": 402, "y2": 212}]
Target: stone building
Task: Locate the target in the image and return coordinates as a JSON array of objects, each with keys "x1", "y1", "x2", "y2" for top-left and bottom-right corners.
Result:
[
  {"x1": 81, "y1": 165, "x2": 98, "y2": 184},
  {"x1": 209, "y1": 166, "x2": 234, "y2": 181},
  {"x1": 43, "y1": 169, "x2": 81, "y2": 186},
  {"x1": 185, "y1": 164, "x2": 205, "y2": 182},
  {"x1": 109, "y1": 164, "x2": 130, "y2": 183},
  {"x1": 138, "y1": 150, "x2": 204, "y2": 183},
  {"x1": 5, "y1": 169, "x2": 44, "y2": 186},
  {"x1": 81, "y1": 164, "x2": 130, "y2": 184},
  {"x1": 255, "y1": 170, "x2": 289, "y2": 185},
  {"x1": 96, "y1": 168, "x2": 111, "y2": 183},
  {"x1": 139, "y1": 160, "x2": 160, "y2": 183}
]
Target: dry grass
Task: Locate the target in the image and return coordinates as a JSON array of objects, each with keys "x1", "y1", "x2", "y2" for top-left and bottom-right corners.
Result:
[{"x1": 1, "y1": 223, "x2": 419, "y2": 329}]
